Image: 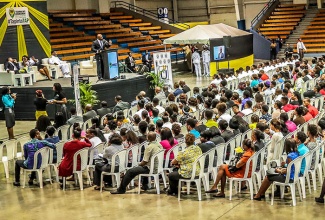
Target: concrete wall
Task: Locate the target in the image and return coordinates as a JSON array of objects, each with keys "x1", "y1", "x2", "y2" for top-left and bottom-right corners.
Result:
[
  {"x1": 244, "y1": 0, "x2": 270, "y2": 28},
  {"x1": 47, "y1": 0, "x2": 75, "y2": 10}
]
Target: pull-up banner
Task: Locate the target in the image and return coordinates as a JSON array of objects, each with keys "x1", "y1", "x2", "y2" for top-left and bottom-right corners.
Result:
[{"x1": 6, "y1": 7, "x2": 30, "y2": 26}]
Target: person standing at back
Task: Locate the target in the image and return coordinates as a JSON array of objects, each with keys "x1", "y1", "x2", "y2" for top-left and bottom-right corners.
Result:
[
  {"x1": 297, "y1": 38, "x2": 307, "y2": 59},
  {"x1": 192, "y1": 48, "x2": 201, "y2": 77},
  {"x1": 202, "y1": 46, "x2": 210, "y2": 77}
]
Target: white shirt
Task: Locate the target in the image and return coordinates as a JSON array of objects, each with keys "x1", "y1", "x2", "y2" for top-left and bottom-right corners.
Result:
[
  {"x1": 155, "y1": 105, "x2": 165, "y2": 114},
  {"x1": 49, "y1": 55, "x2": 62, "y2": 65},
  {"x1": 202, "y1": 50, "x2": 210, "y2": 63},
  {"x1": 162, "y1": 122, "x2": 172, "y2": 130},
  {"x1": 135, "y1": 108, "x2": 145, "y2": 118},
  {"x1": 211, "y1": 79, "x2": 221, "y2": 86},
  {"x1": 89, "y1": 136, "x2": 102, "y2": 160},
  {"x1": 297, "y1": 41, "x2": 306, "y2": 50},
  {"x1": 264, "y1": 88, "x2": 275, "y2": 96},
  {"x1": 192, "y1": 51, "x2": 201, "y2": 64},
  {"x1": 217, "y1": 113, "x2": 232, "y2": 123},
  {"x1": 242, "y1": 108, "x2": 253, "y2": 115}
]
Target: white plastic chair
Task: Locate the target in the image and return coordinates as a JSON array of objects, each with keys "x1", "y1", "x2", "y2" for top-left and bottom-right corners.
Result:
[
  {"x1": 253, "y1": 144, "x2": 268, "y2": 193},
  {"x1": 224, "y1": 137, "x2": 237, "y2": 164},
  {"x1": 307, "y1": 144, "x2": 322, "y2": 191},
  {"x1": 212, "y1": 143, "x2": 226, "y2": 182},
  {"x1": 82, "y1": 118, "x2": 93, "y2": 131},
  {"x1": 55, "y1": 125, "x2": 70, "y2": 141},
  {"x1": 271, "y1": 156, "x2": 303, "y2": 206},
  {"x1": 22, "y1": 147, "x2": 50, "y2": 188},
  {"x1": 15, "y1": 136, "x2": 30, "y2": 159},
  {"x1": 299, "y1": 150, "x2": 312, "y2": 199},
  {"x1": 87, "y1": 143, "x2": 105, "y2": 182},
  {"x1": 125, "y1": 144, "x2": 140, "y2": 188},
  {"x1": 203, "y1": 148, "x2": 217, "y2": 189},
  {"x1": 100, "y1": 149, "x2": 127, "y2": 192},
  {"x1": 138, "y1": 149, "x2": 167, "y2": 194},
  {"x1": 48, "y1": 140, "x2": 65, "y2": 182},
  {"x1": 178, "y1": 153, "x2": 207, "y2": 201},
  {"x1": 0, "y1": 140, "x2": 17, "y2": 178},
  {"x1": 164, "y1": 144, "x2": 181, "y2": 173},
  {"x1": 241, "y1": 129, "x2": 252, "y2": 145},
  {"x1": 229, "y1": 151, "x2": 258, "y2": 200},
  {"x1": 63, "y1": 147, "x2": 90, "y2": 190}
]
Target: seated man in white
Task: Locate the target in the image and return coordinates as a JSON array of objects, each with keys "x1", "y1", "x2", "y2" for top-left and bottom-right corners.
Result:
[
  {"x1": 48, "y1": 50, "x2": 71, "y2": 78},
  {"x1": 241, "y1": 100, "x2": 253, "y2": 115}
]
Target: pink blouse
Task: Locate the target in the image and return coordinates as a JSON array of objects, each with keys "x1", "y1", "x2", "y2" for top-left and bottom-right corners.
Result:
[
  {"x1": 285, "y1": 120, "x2": 297, "y2": 133},
  {"x1": 160, "y1": 139, "x2": 179, "y2": 160}
]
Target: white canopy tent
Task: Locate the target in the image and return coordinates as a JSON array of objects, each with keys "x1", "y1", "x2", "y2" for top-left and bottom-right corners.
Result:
[{"x1": 163, "y1": 23, "x2": 251, "y2": 45}]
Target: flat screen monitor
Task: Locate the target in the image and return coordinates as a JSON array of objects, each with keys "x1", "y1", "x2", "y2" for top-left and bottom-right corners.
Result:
[
  {"x1": 107, "y1": 51, "x2": 119, "y2": 79},
  {"x1": 213, "y1": 46, "x2": 226, "y2": 61}
]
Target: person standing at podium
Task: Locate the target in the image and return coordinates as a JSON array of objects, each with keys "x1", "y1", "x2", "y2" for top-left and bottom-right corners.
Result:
[{"x1": 91, "y1": 34, "x2": 112, "y2": 81}]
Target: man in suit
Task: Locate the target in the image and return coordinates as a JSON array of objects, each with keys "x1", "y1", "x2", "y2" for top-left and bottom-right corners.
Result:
[
  {"x1": 5, "y1": 57, "x2": 19, "y2": 74},
  {"x1": 83, "y1": 104, "x2": 97, "y2": 122},
  {"x1": 91, "y1": 34, "x2": 111, "y2": 80},
  {"x1": 96, "y1": 101, "x2": 111, "y2": 118},
  {"x1": 142, "y1": 50, "x2": 152, "y2": 72},
  {"x1": 218, "y1": 47, "x2": 225, "y2": 60},
  {"x1": 125, "y1": 52, "x2": 136, "y2": 73},
  {"x1": 112, "y1": 95, "x2": 130, "y2": 113},
  {"x1": 219, "y1": 119, "x2": 234, "y2": 142},
  {"x1": 48, "y1": 51, "x2": 71, "y2": 78}
]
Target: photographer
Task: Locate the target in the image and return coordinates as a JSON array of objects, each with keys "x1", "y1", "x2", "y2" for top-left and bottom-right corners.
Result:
[{"x1": 1, "y1": 86, "x2": 16, "y2": 139}]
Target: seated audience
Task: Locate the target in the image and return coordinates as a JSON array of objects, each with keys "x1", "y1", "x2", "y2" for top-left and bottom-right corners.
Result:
[
  {"x1": 112, "y1": 95, "x2": 130, "y2": 113},
  {"x1": 36, "y1": 115, "x2": 52, "y2": 132},
  {"x1": 186, "y1": 118, "x2": 200, "y2": 139},
  {"x1": 205, "y1": 109, "x2": 218, "y2": 128},
  {"x1": 160, "y1": 127, "x2": 178, "y2": 161},
  {"x1": 280, "y1": 112, "x2": 296, "y2": 133},
  {"x1": 111, "y1": 132, "x2": 162, "y2": 194},
  {"x1": 67, "y1": 107, "x2": 83, "y2": 125},
  {"x1": 219, "y1": 120, "x2": 234, "y2": 142},
  {"x1": 97, "y1": 101, "x2": 111, "y2": 118},
  {"x1": 303, "y1": 98, "x2": 319, "y2": 118}
]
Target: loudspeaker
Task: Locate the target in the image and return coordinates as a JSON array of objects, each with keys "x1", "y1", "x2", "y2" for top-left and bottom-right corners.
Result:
[{"x1": 223, "y1": 36, "x2": 232, "y2": 48}]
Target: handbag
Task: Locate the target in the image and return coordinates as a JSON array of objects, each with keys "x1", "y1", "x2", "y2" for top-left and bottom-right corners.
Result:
[
  {"x1": 228, "y1": 153, "x2": 243, "y2": 173},
  {"x1": 266, "y1": 168, "x2": 280, "y2": 178}
]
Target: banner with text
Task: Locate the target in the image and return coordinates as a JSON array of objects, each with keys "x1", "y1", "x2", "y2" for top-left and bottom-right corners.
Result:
[
  {"x1": 153, "y1": 52, "x2": 173, "y2": 87},
  {"x1": 6, "y1": 7, "x2": 30, "y2": 26}
]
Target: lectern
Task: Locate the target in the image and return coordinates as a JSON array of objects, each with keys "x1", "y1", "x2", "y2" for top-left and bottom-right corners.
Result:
[{"x1": 100, "y1": 49, "x2": 119, "y2": 80}]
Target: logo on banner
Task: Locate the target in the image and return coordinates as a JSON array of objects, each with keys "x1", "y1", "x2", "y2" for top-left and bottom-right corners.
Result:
[
  {"x1": 153, "y1": 52, "x2": 173, "y2": 87},
  {"x1": 6, "y1": 7, "x2": 30, "y2": 26}
]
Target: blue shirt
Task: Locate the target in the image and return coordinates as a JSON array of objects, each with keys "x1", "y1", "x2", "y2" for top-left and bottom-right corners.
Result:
[
  {"x1": 250, "y1": 80, "x2": 259, "y2": 88},
  {"x1": 153, "y1": 117, "x2": 162, "y2": 124},
  {"x1": 2, "y1": 94, "x2": 15, "y2": 108},
  {"x1": 23, "y1": 139, "x2": 56, "y2": 169},
  {"x1": 297, "y1": 143, "x2": 309, "y2": 174},
  {"x1": 45, "y1": 136, "x2": 60, "y2": 163},
  {"x1": 189, "y1": 129, "x2": 200, "y2": 139},
  {"x1": 286, "y1": 152, "x2": 299, "y2": 179}
]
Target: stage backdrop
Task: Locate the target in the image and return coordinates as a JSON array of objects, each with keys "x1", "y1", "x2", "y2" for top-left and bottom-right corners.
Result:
[
  {"x1": 0, "y1": 0, "x2": 50, "y2": 63},
  {"x1": 209, "y1": 35, "x2": 254, "y2": 73}
]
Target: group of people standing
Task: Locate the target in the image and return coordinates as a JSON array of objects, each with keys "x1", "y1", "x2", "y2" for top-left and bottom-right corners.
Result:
[
  {"x1": 184, "y1": 44, "x2": 211, "y2": 77},
  {"x1": 1, "y1": 82, "x2": 68, "y2": 140}
]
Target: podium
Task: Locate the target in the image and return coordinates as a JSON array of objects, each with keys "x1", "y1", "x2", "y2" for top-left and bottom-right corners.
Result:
[{"x1": 100, "y1": 49, "x2": 119, "y2": 80}]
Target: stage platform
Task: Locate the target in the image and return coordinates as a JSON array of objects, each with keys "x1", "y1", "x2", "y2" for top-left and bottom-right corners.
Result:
[{"x1": 1, "y1": 73, "x2": 153, "y2": 120}]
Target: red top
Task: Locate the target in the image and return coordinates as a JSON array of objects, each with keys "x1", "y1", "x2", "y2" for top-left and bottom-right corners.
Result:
[
  {"x1": 260, "y1": 74, "x2": 269, "y2": 81},
  {"x1": 320, "y1": 89, "x2": 325, "y2": 95},
  {"x1": 307, "y1": 105, "x2": 319, "y2": 118},
  {"x1": 282, "y1": 104, "x2": 298, "y2": 112},
  {"x1": 59, "y1": 139, "x2": 92, "y2": 177},
  {"x1": 303, "y1": 112, "x2": 313, "y2": 122}
]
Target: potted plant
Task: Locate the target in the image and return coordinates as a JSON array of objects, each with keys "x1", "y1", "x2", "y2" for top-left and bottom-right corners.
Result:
[
  {"x1": 69, "y1": 82, "x2": 100, "y2": 112},
  {"x1": 144, "y1": 71, "x2": 164, "y2": 89}
]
